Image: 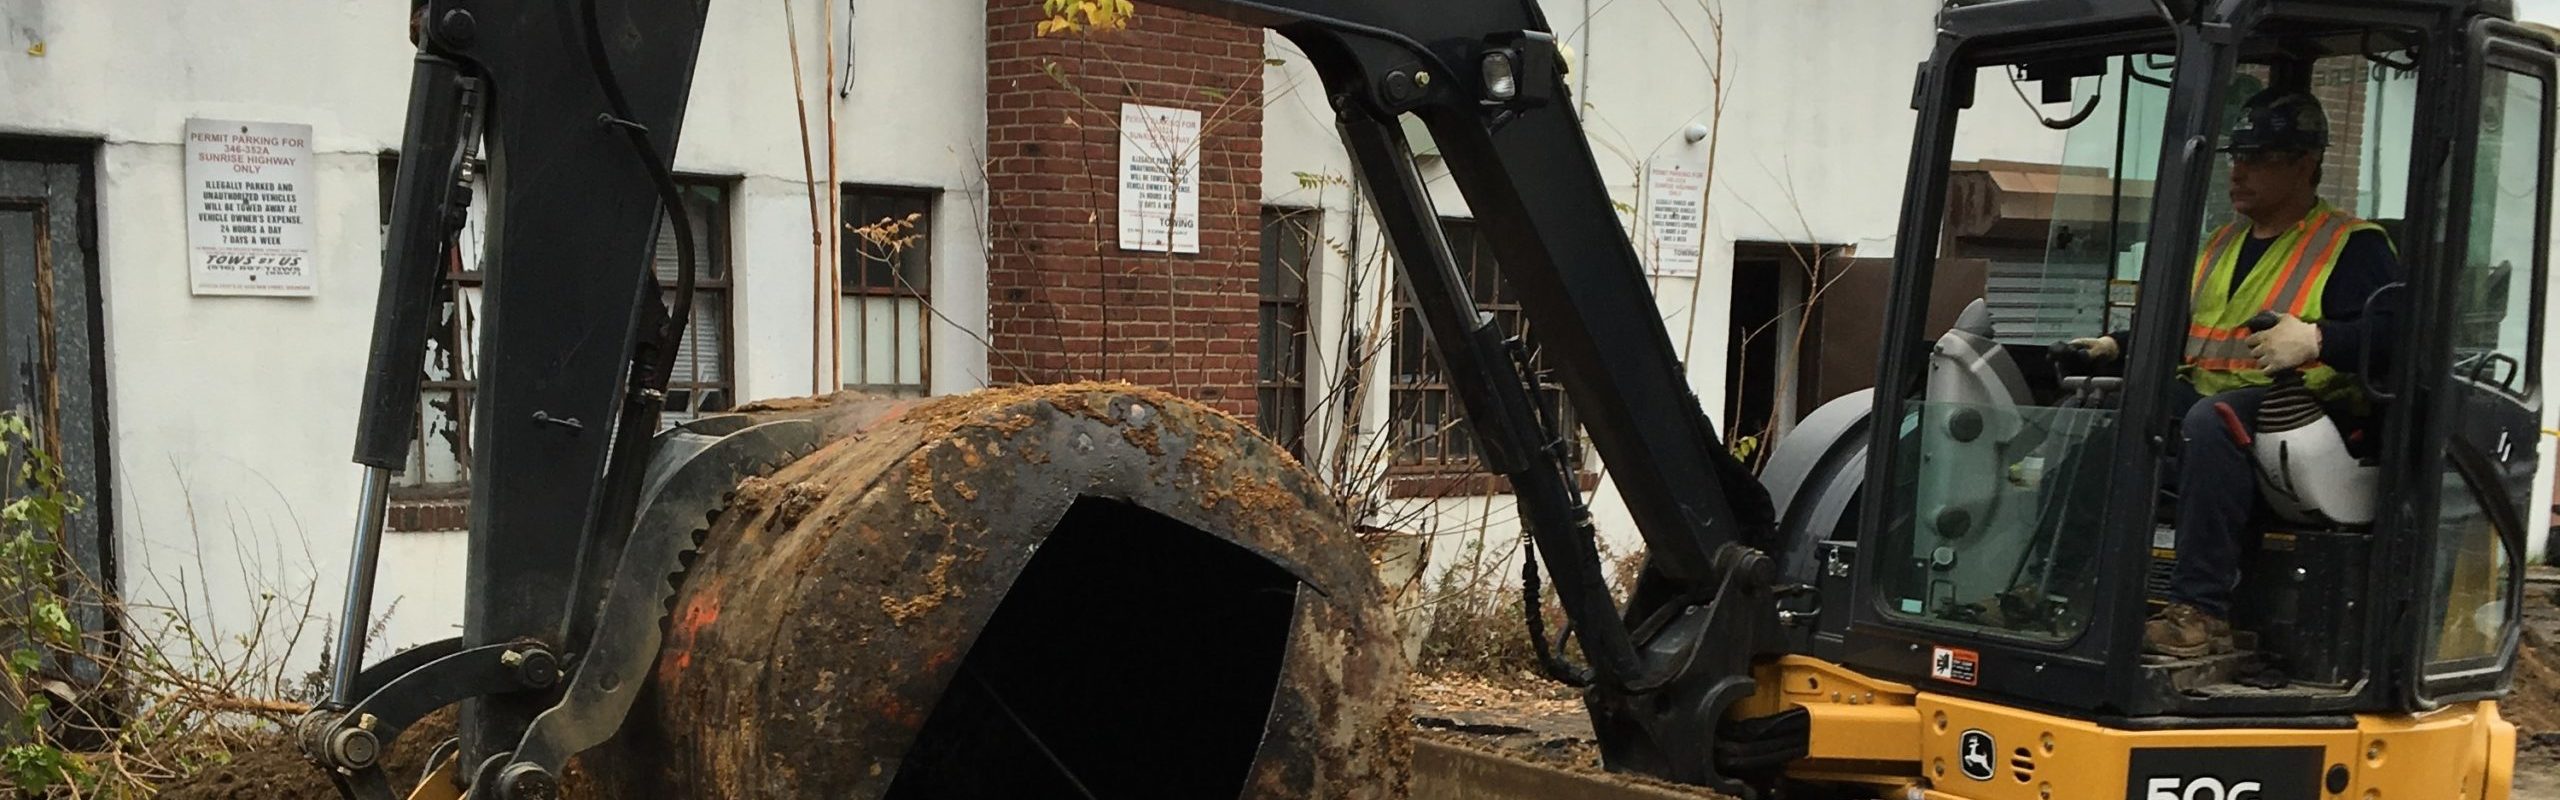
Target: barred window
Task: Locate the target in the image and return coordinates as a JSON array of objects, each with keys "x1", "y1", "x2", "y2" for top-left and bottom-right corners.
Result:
[
  {"x1": 658, "y1": 182, "x2": 737, "y2": 425},
  {"x1": 1258, "y1": 208, "x2": 1316, "y2": 457},
  {"x1": 1388, "y1": 218, "x2": 1584, "y2": 495},
  {"x1": 373, "y1": 156, "x2": 735, "y2": 528},
  {"x1": 840, "y1": 185, "x2": 935, "y2": 396}
]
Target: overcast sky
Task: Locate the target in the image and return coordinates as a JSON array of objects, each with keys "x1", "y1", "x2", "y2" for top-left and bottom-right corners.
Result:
[{"x1": 2522, "y1": 0, "x2": 2560, "y2": 24}]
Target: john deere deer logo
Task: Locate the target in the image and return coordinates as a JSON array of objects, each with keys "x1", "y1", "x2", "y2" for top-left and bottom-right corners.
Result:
[{"x1": 1959, "y1": 730, "x2": 1996, "y2": 781}]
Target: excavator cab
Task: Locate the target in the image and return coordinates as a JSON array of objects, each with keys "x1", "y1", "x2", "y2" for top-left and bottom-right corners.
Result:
[{"x1": 1782, "y1": 0, "x2": 2551, "y2": 725}]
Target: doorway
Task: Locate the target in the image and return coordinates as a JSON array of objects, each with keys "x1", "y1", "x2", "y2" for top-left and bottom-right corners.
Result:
[
  {"x1": 1725, "y1": 242, "x2": 1828, "y2": 459},
  {"x1": 0, "y1": 136, "x2": 114, "y2": 692}
]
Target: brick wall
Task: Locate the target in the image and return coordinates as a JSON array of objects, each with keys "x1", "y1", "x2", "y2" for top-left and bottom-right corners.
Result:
[
  {"x1": 2310, "y1": 60, "x2": 2370, "y2": 210},
  {"x1": 388, "y1": 495, "x2": 467, "y2": 533},
  {"x1": 983, "y1": 6, "x2": 1266, "y2": 418}
]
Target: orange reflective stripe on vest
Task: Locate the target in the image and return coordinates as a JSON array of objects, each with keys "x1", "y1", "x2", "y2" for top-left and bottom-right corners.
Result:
[
  {"x1": 2255, "y1": 209, "x2": 2328, "y2": 311},
  {"x1": 2267, "y1": 211, "x2": 2357, "y2": 316},
  {"x1": 2182, "y1": 210, "x2": 2356, "y2": 368},
  {"x1": 2178, "y1": 199, "x2": 2377, "y2": 404},
  {"x1": 2191, "y1": 225, "x2": 2245, "y2": 295},
  {"x1": 2186, "y1": 356, "x2": 2328, "y2": 372},
  {"x1": 2186, "y1": 336, "x2": 2255, "y2": 364}
]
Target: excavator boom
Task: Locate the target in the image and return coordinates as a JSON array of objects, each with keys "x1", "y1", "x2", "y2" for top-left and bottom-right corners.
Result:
[{"x1": 318, "y1": 1, "x2": 1790, "y2": 798}]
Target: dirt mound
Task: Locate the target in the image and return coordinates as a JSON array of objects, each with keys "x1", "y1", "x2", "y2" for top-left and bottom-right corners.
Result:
[
  {"x1": 2509, "y1": 571, "x2": 2560, "y2": 798},
  {"x1": 2514, "y1": 571, "x2": 2560, "y2": 735},
  {"x1": 1410, "y1": 676, "x2": 1730, "y2": 798},
  {"x1": 157, "y1": 710, "x2": 454, "y2": 800},
  {"x1": 2509, "y1": 642, "x2": 2560, "y2": 734}
]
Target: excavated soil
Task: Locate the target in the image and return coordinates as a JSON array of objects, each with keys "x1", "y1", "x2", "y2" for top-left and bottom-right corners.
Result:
[
  {"x1": 1410, "y1": 675, "x2": 1733, "y2": 798},
  {"x1": 2509, "y1": 568, "x2": 2560, "y2": 797},
  {"x1": 2511, "y1": 640, "x2": 2560, "y2": 733},
  {"x1": 153, "y1": 709, "x2": 604, "y2": 800},
  {"x1": 156, "y1": 710, "x2": 457, "y2": 800},
  {"x1": 124, "y1": 572, "x2": 2560, "y2": 799},
  {"x1": 1413, "y1": 571, "x2": 2560, "y2": 798}
]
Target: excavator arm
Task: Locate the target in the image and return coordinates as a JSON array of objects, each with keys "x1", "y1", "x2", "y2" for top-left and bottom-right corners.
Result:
[
  {"x1": 309, "y1": 1, "x2": 1795, "y2": 798},
  {"x1": 1145, "y1": 1, "x2": 1795, "y2": 787}
]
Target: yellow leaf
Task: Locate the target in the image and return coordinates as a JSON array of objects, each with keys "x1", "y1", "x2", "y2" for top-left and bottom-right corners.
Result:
[{"x1": 1032, "y1": 0, "x2": 1130, "y2": 37}]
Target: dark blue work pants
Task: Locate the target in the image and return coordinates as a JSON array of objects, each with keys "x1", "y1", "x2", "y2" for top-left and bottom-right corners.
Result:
[{"x1": 2165, "y1": 384, "x2": 2268, "y2": 619}]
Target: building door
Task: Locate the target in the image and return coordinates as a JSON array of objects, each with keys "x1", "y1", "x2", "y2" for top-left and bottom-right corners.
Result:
[
  {"x1": 1726, "y1": 242, "x2": 1820, "y2": 457},
  {"x1": 0, "y1": 139, "x2": 113, "y2": 670},
  {"x1": 1799, "y1": 254, "x2": 1992, "y2": 412},
  {"x1": 1725, "y1": 243, "x2": 1988, "y2": 468}
]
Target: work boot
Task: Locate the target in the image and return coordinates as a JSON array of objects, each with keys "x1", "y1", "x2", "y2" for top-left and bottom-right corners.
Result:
[
  {"x1": 1955, "y1": 584, "x2": 2047, "y2": 630},
  {"x1": 2142, "y1": 603, "x2": 2232, "y2": 658}
]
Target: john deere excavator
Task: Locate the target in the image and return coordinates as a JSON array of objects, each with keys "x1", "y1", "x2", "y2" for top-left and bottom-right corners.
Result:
[{"x1": 297, "y1": 0, "x2": 2550, "y2": 798}]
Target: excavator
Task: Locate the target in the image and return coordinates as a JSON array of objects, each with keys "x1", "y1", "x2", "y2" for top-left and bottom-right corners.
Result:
[{"x1": 292, "y1": 0, "x2": 2548, "y2": 798}]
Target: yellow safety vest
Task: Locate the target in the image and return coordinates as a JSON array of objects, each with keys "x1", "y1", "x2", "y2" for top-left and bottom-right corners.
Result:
[{"x1": 2180, "y1": 200, "x2": 2381, "y2": 403}]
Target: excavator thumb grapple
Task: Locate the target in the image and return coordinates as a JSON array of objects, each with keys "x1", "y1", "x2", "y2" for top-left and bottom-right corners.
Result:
[{"x1": 589, "y1": 385, "x2": 1410, "y2": 798}]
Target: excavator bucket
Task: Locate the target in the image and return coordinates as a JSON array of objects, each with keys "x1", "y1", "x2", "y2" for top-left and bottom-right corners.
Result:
[{"x1": 580, "y1": 383, "x2": 1411, "y2": 799}]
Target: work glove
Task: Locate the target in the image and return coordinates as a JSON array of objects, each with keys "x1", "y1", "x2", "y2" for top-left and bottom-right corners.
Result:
[
  {"x1": 2247, "y1": 313, "x2": 2321, "y2": 371},
  {"x1": 2067, "y1": 335, "x2": 2120, "y2": 362}
]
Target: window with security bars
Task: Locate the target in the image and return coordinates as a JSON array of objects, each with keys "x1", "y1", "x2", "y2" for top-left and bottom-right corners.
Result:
[
  {"x1": 374, "y1": 153, "x2": 483, "y2": 493},
  {"x1": 1389, "y1": 218, "x2": 1584, "y2": 494},
  {"x1": 1259, "y1": 208, "x2": 1316, "y2": 458},
  {"x1": 656, "y1": 182, "x2": 736, "y2": 425},
  {"x1": 373, "y1": 156, "x2": 735, "y2": 498},
  {"x1": 840, "y1": 185, "x2": 935, "y2": 396}
]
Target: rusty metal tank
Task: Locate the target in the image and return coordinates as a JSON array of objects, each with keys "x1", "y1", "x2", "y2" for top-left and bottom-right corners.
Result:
[{"x1": 586, "y1": 383, "x2": 1412, "y2": 798}]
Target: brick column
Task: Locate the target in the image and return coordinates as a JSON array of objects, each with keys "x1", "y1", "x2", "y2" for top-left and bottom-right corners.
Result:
[
  {"x1": 2310, "y1": 62, "x2": 2369, "y2": 209},
  {"x1": 983, "y1": 5, "x2": 1265, "y2": 418}
]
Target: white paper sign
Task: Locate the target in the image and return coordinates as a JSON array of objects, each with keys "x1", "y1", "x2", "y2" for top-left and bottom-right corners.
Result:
[
  {"x1": 1117, "y1": 103, "x2": 1202, "y2": 254},
  {"x1": 185, "y1": 118, "x2": 317, "y2": 296},
  {"x1": 1644, "y1": 157, "x2": 1708, "y2": 277}
]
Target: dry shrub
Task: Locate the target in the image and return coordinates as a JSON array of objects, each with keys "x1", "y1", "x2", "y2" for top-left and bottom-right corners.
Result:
[{"x1": 0, "y1": 412, "x2": 365, "y2": 797}]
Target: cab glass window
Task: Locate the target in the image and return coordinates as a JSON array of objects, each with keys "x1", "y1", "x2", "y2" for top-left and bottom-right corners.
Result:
[
  {"x1": 1877, "y1": 50, "x2": 2175, "y2": 643},
  {"x1": 1881, "y1": 28, "x2": 2430, "y2": 659},
  {"x1": 2423, "y1": 62, "x2": 2547, "y2": 677}
]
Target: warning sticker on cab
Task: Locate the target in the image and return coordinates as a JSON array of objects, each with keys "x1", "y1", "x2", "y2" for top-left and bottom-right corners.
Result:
[{"x1": 1930, "y1": 645, "x2": 1980, "y2": 686}]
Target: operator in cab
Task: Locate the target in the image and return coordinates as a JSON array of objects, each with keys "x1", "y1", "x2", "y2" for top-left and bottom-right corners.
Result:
[{"x1": 2065, "y1": 88, "x2": 2401, "y2": 658}]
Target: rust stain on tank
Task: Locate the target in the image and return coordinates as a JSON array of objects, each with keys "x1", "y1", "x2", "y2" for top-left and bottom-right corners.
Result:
[
  {"x1": 1121, "y1": 422, "x2": 1164, "y2": 455},
  {"x1": 1184, "y1": 437, "x2": 1231, "y2": 472},
  {"x1": 771, "y1": 482, "x2": 826, "y2": 528},
  {"x1": 589, "y1": 385, "x2": 1411, "y2": 799},
  {"x1": 658, "y1": 585, "x2": 724, "y2": 692},
  {"x1": 879, "y1": 547, "x2": 977, "y2": 626}
]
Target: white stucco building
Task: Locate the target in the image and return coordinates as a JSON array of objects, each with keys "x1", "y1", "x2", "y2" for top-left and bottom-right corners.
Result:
[{"x1": 2, "y1": 0, "x2": 2555, "y2": 679}]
